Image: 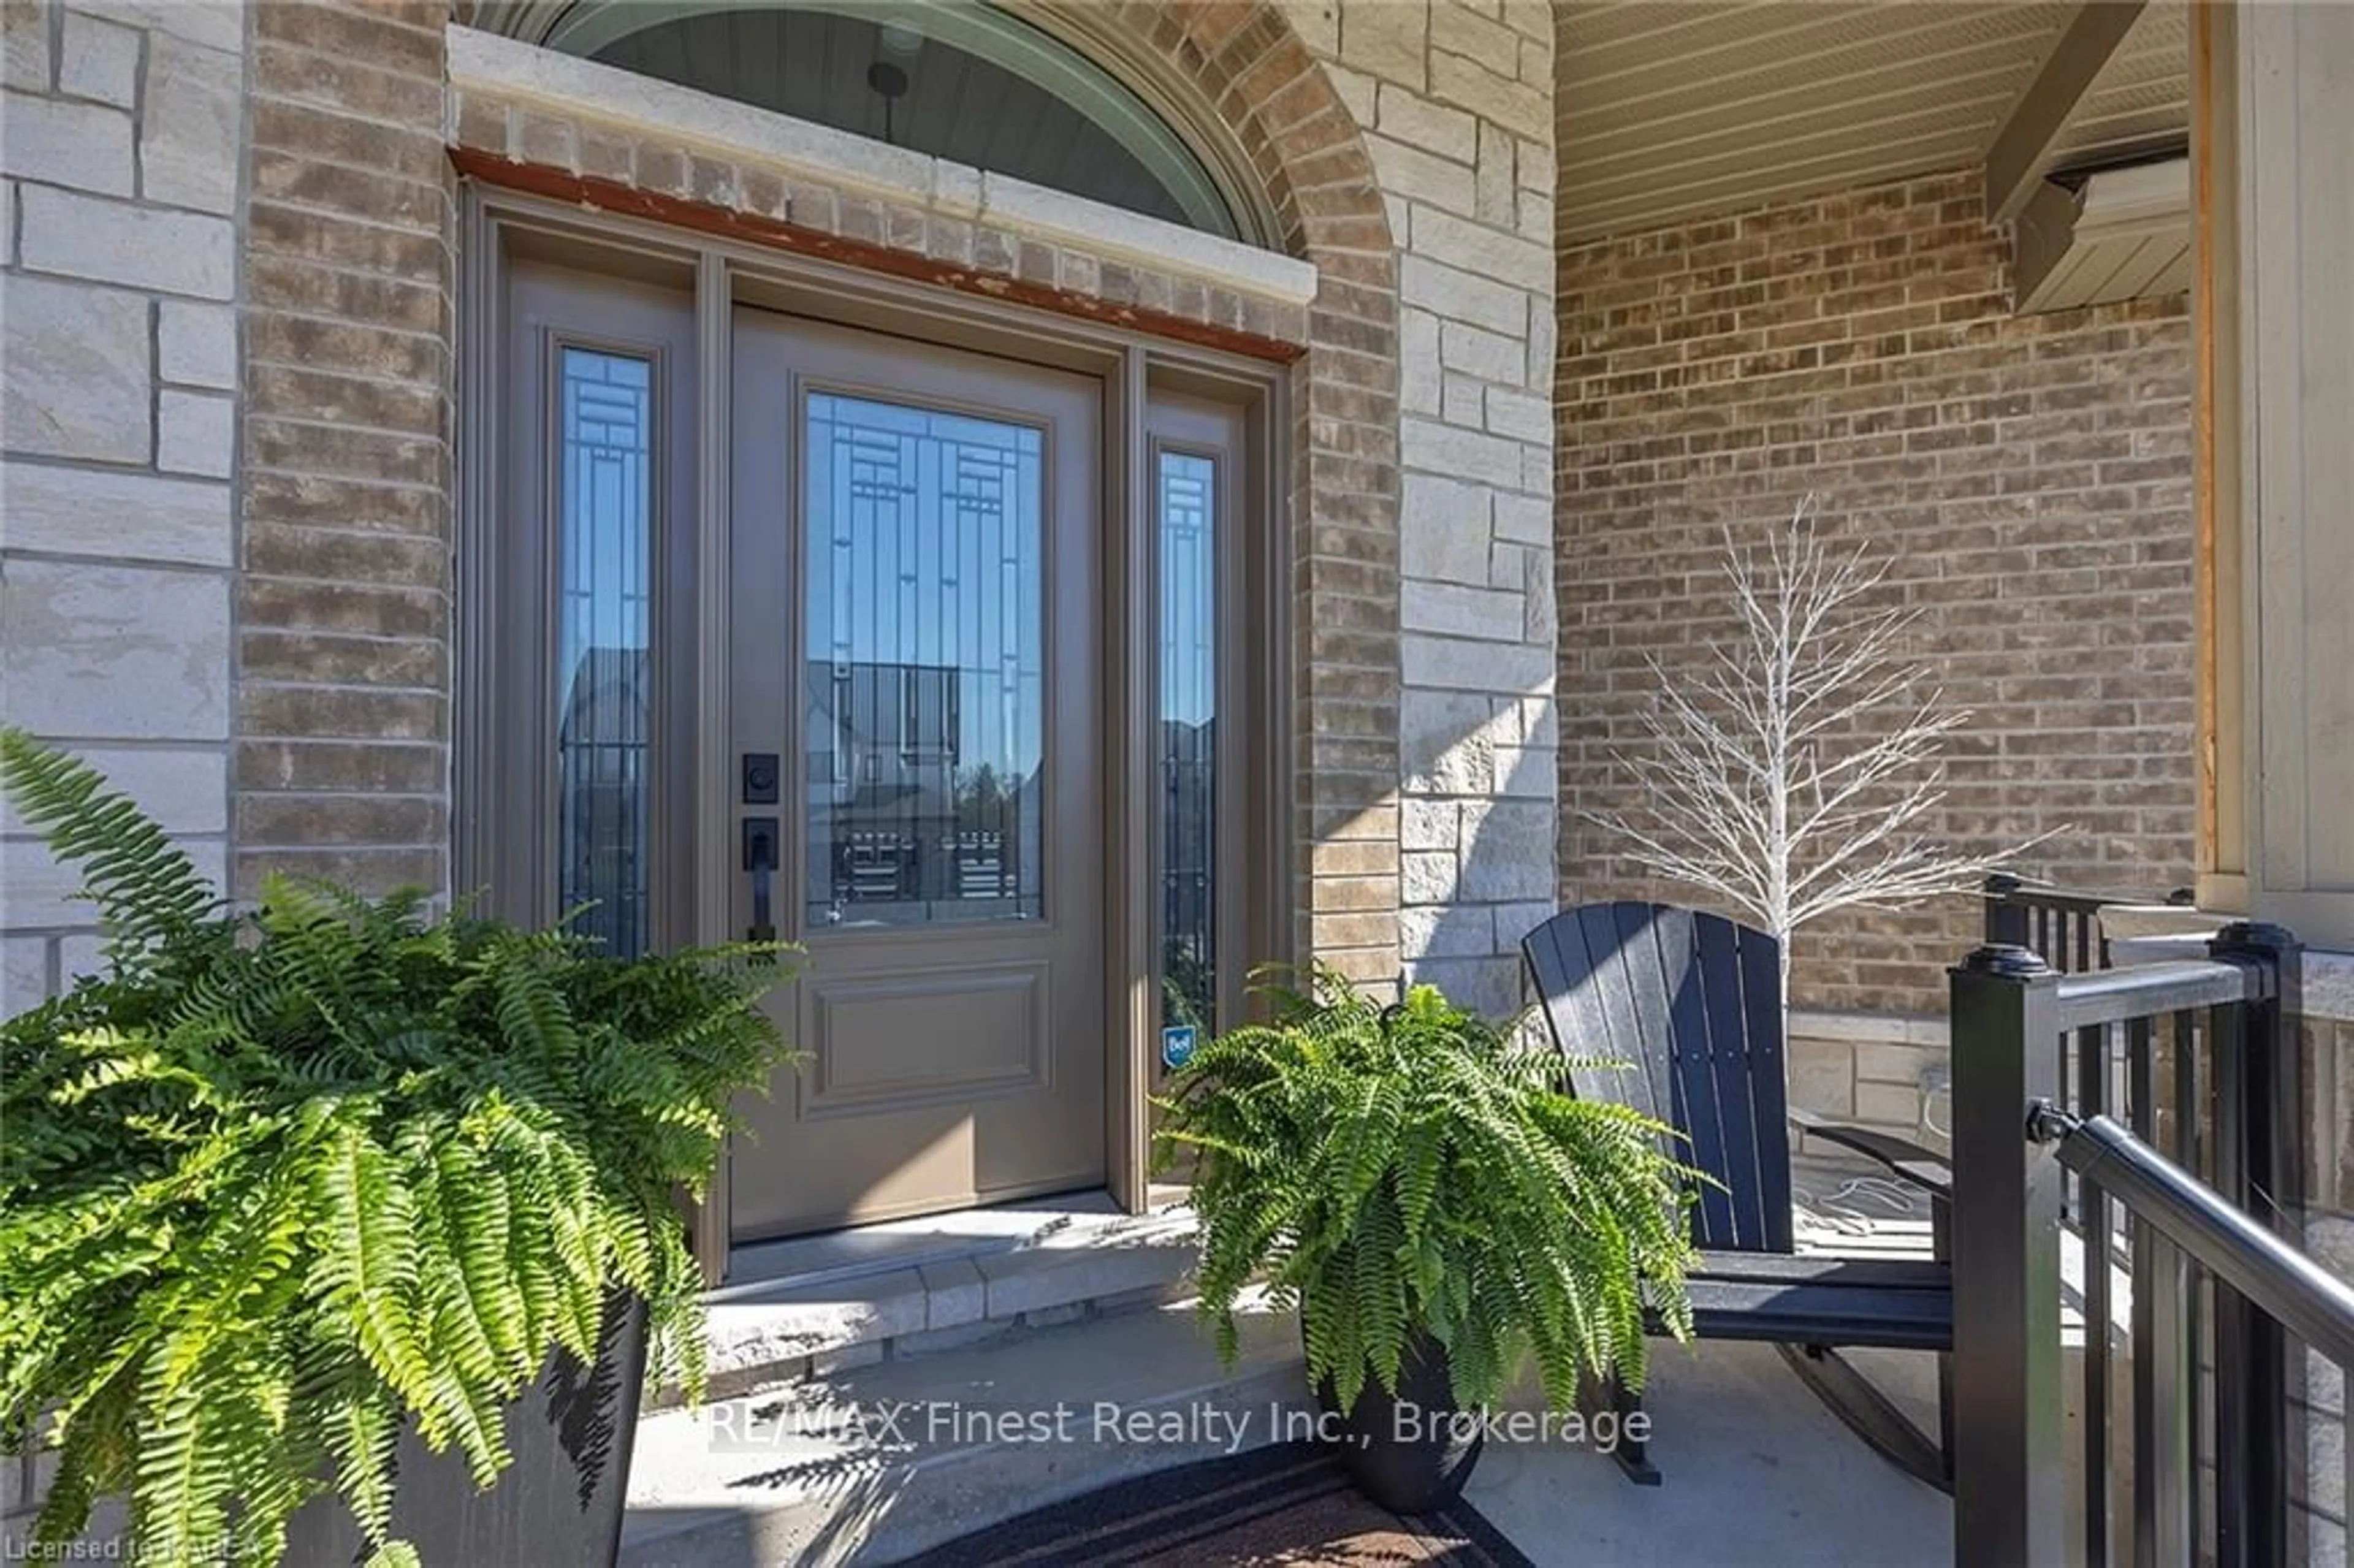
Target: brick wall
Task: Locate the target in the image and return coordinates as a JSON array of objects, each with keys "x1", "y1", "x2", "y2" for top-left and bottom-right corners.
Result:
[
  {"x1": 1554, "y1": 169, "x2": 2196, "y2": 1018},
  {"x1": 234, "y1": 0, "x2": 454, "y2": 898},
  {"x1": 1, "y1": 0, "x2": 246, "y2": 1013}
]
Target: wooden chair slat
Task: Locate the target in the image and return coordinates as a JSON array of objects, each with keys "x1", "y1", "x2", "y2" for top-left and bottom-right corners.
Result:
[
  {"x1": 1647, "y1": 907, "x2": 1743, "y2": 1247},
  {"x1": 1680, "y1": 1280, "x2": 1954, "y2": 1350},
  {"x1": 1686, "y1": 1250, "x2": 1951, "y2": 1290},
  {"x1": 1734, "y1": 918, "x2": 1797, "y2": 1251},
  {"x1": 1574, "y1": 902, "x2": 1665, "y2": 1129},
  {"x1": 1691, "y1": 911, "x2": 1771, "y2": 1250}
]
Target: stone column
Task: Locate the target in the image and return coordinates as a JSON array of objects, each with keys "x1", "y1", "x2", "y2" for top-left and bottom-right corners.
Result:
[{"x1": 0, "y1": 0, "x2": 245, "y2": 1014}]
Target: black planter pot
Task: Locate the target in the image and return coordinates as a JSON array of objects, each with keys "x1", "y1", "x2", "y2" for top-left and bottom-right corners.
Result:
[
  {"x1": 284, "y1": 1289, "x2": 649, "y2": 1568},
  {"x1": 1312, "y1": 1328, "x2": 1484, "y2": 1516}
]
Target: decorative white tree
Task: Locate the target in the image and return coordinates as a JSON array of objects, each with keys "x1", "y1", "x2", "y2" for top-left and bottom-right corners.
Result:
[{"x1": 1583, "y1": 498, "x2": 2044, "y2": 1012}]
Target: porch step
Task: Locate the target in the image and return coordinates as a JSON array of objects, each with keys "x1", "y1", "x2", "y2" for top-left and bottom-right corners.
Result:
[
  {"x1": 690, "y1": 1202, "x2": 1202, "y2": 1401},
  {"x1": 621, "y1": 1296, "x2": 1309, "y2": 1567}
]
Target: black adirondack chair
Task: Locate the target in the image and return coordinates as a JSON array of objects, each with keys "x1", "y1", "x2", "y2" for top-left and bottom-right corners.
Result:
[{"x1": 1522, "y1": 901, "x2": 1954, "y2": 1492}]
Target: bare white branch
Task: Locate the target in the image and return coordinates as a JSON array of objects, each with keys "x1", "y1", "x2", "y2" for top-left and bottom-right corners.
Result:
[{"x1": 1580, "y1": 497, "x2": 2055, "y2": 1013}]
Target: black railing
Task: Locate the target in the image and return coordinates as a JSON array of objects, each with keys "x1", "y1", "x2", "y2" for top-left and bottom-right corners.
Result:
[
  {"x1": 1982, "y1": 872, "x2": 2198, "y2": 975},
  {"x1": 1949, "y1": 924, "x2": 2349, "y2": 1568}
]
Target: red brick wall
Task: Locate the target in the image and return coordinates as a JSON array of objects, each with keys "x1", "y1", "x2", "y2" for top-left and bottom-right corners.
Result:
[{"x1": 1554, "y1": 169, "x2": 2196, "y2": 1015}]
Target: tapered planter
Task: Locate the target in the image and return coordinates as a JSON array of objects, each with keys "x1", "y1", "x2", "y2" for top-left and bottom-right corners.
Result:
[
  {"x1": 1313, "y1": 1330, "x2": 1484, "y2": 1515},
  {"x1": 284, "y1": 1290, "x2": 648, "y2": 1568}
]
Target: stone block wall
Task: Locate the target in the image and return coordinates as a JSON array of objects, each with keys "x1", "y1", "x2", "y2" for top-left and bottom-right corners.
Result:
[
  {"x1": 1786, "y1": 1008, "x2": 1952, "y2": 1150},
  {"x1": 1308, "y1": 0, "x2": 1558, "y2": 1018},
  {"x1": 1, "y1": 0, "x2": 248, "y2": 1012},
  {"x1": 1553, "y1": 169, "x2": 2197, "y2": 1019}
]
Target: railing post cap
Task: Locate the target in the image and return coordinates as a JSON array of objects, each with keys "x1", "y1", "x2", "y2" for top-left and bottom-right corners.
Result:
[
  {"x1": 2209, "y1": 919, "x2": 2300, "y2": 956},
  {"x1": 1983, "y1": 871, "x2": 2024, "y2": 895},
  {"x1": 1956, "y1": 942, "x2": 2051, "y2": 978}
]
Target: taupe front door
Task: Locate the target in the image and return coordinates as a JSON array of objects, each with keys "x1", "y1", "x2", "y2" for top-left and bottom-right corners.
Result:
[{"x1": 726, "y1": 308, "x2": 1107, "y2": 1241}]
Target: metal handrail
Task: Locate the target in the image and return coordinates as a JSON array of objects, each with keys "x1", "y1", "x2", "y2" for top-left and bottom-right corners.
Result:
[
  {"x1": 1985, "y1": 873, "x2": 2199, "y2": 917},
  {"x1": 1951, "y1": 921, "x2": 2304, "y2": 1568},
  {"x1": 2032, "y1": 1105, "x2": 2354, "y2": 1371},
  {"x1": 1981, "y1": 873, "x2": 2199, "y2": 975},
  {"x1": 2052, "y1": 958, "x2": 2269, "y2": 1030}
]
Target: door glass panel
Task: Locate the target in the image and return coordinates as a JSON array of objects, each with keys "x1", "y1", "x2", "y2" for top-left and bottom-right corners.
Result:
[
  {"x1": 555, "y1": 346, "x2": 654, "y2": 958},
  {"x1": 805, "y1": 392, "x2": 1045, "y2": 928},
  {"x1": 1157, "y1": 451, "x2": 1216, "y2": 1032}
]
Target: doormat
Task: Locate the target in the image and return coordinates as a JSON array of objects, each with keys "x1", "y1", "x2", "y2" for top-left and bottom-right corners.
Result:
[{"x1": 915, "y1": 1441, "x2": 1537, "y2": 1566}]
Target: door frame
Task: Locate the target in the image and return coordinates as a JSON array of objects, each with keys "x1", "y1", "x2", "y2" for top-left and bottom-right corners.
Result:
[{"x1": 456, "y1": 188, "x2": 1293, "y2": 1282}]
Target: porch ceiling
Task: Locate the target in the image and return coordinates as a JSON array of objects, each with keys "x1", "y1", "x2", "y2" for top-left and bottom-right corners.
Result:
[
  {"x1": 2044, "y1": 0, "x2": 2190, "y2": 171},
  {"x1": 1555, "y1": 0, "x2": 2190, "y2": 242}
]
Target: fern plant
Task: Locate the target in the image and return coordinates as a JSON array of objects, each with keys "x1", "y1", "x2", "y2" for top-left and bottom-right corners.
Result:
[
  {"x1": 1154, "y1": 969, "x2": 1699, "y2": 1417},
  {"x1": 0, "y1": 730, "x2": 796, "y2": 1566}
]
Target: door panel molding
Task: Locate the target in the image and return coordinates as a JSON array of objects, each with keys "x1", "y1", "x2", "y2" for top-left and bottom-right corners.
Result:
[{"x1": 804, "y1": 962, "x2": 1051, "y2": 1118}]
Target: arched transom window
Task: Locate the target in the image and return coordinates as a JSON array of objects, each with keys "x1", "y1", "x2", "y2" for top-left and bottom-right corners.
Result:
[{"x1": 543, "y1": 1, "x2": 1246, "y2": 240}]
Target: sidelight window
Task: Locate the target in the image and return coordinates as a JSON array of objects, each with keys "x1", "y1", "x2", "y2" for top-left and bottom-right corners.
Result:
[
  {"x1": 1157, "y1": 449, "x2": 1218, "y2": 1034},
  {"x1": 555, "y1": 347, "x2": 656, "y2": 958}
]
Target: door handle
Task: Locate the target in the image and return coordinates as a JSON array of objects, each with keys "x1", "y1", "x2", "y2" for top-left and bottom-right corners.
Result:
[{"x1": 742, "y1": 816, "x2": 779, "y2": 945}]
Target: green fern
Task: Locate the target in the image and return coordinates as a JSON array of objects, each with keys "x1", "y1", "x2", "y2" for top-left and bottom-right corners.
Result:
[
  {"x1": 1153, "y1": 967, "x2": 1702, "y2": 1417},
  {"x1": 0, "y1": 730, "x2": 798, "y2": 1564}
]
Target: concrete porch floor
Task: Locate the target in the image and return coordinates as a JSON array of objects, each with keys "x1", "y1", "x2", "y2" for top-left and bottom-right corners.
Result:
[
  {"x1": 1466, "y1": 1339, "x2": 1949, "y2": 1567},
  {"x1": 623, "y1": 1296, "x2": 1953, "y2": 1567},
  {"x1": 626, "y1": 1154, "x2": 1964, "y2": 1565}
]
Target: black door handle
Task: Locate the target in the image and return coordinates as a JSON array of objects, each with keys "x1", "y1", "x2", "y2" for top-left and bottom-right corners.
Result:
[{"x1": 743, "y1": 816, "x2": 778, "y2": 945}]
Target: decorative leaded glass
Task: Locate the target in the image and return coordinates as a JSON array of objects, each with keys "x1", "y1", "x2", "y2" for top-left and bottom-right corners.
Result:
[
  {"x1": 555, "y1": 348, "x2": 655, "y2": 957},
  {"x1": 804, "y1": 392, "x2": 1046, "y2": 927}
]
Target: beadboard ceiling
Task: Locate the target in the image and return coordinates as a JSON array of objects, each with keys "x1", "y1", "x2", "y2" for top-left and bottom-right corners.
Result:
[
  {"x1": 1556, "y1": 1, "x2": 2192, "y2": 241},
  {"x1": 2046, "y1": 0, "x2": 2190, "y2": 170},
  {"x1": 591, "y1": 7, "x2": 1194, "y2": 227}
]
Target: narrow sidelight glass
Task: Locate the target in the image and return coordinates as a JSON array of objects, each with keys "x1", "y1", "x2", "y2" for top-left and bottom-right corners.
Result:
[
  {"x1": 1157, "y1": 450, "x2": 1217, "y2": 1033},
  {"x1": 804, "y1": 392, "x2": 1046, "y2": 928},
  {"x1": 554, "y1": 347, "x2": 655, "y2": 957}
]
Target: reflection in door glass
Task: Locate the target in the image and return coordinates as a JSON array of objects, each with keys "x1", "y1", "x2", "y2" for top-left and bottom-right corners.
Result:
[
  {"x1": 556, "y1": 348, "x2": 653, "y2": 958},
  {"x1": 1158, "y1": 451, "x2": 1216, "y2": 1033},
  {"x1": 805, "y1": 393, "x2": 1045, "y2": 927}
]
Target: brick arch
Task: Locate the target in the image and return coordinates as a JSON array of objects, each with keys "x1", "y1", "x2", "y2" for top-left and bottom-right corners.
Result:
[
  {"x1": 1089, "y1": 1, "x2": 1407, "y2": 979},
  {"x1": 468, "y1": 0, "x2": 1406, "y2": 979}
]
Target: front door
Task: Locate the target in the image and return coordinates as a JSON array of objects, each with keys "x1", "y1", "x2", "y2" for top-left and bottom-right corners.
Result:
[{"x1": 726, "y1": 309, "x2": 1107, "y2": 1241}]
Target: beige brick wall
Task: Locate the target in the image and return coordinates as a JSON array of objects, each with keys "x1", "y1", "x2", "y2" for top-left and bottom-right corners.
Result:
[
  {"x1": 1554, "y1": 169, "x2": 2196, "y2": 1016},
  {"x1": 234, "y1": 0, "x2": 454, "y2": 899}
]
